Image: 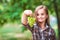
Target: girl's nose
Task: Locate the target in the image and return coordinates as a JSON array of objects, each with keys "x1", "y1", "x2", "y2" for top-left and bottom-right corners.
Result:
[{"x1": 38, "y1": 15, "x2": 41, "y2": 18}]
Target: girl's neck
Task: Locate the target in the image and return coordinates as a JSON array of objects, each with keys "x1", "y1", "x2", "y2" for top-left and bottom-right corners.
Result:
[{"x1": 38, "y1": 22, "x2": 46, "y2": 29}]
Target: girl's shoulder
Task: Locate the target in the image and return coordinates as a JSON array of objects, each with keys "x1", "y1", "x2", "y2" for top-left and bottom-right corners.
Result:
[
  {"x1": 48, "y1": 26, "x2": 55, "y2": 34},
  {"x1": 49, "y1": 26, "x2": 55, "y2": 31}
]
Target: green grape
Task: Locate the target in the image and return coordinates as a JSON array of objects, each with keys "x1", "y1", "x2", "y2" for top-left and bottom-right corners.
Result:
[{"x1": 28, "y1": 17, "x2": 35, "y2": 27}]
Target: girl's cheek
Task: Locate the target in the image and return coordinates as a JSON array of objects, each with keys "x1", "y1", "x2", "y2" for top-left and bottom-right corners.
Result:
[
  {"x1": 42, "y1": 15, "x2": 46, "y2": 18},
  {"x1": 42, "y1": 16, "x2": 45, "y2": 18},
  {"x1": 36, "y1": 16, "x2": 39, "y2": 19}
]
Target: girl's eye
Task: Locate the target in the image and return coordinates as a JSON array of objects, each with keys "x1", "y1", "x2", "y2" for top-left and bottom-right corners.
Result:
[
  {"x1": 41, "y1": 13, "x2": 44, "y2": 15},
  {"x1": 36, "y1": 14, "x2": 39, "y2": 16}
]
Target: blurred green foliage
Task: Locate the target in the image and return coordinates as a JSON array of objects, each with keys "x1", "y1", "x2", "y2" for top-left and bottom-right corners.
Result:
[{"x1": 0, "y1": 0, "x2": 59, "y2": 25}]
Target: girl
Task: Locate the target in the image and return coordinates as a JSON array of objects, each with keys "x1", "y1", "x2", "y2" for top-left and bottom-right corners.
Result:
[{"x1": 21, "y1": 5, "x2": 56, "y2": 40}]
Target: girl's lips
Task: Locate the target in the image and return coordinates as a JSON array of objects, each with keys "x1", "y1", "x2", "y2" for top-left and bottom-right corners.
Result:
[
  {"x1": 38, "y1": 18, "x2": 43, "y2": 20},
  {"x1": 37, "y1": 18, "x2": 44, "y2": 21},
  {"x1": 38, "y1": 19, "x2": 42, "y2": 21}
]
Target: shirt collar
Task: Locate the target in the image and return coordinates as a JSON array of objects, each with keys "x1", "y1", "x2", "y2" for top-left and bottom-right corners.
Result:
[{"x1": 34, "y1": 23, "x2": 49, "y2": 32}]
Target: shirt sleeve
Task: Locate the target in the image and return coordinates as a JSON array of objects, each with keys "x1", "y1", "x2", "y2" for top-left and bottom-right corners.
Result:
[
  {"x1": 50, "y1": 28, "x2": 56, "y2": 40},
  {"x1": 22, "y1": 23, "x2": 33, "y2": 32}
]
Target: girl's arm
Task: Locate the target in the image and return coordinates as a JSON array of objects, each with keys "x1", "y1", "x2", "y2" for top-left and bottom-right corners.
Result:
[
  {"x1": 21, "y1": 10, "x2": 33, "y2": 31},
  {"x1": 50, "y1": 28, "x2": 56, "y2": 40},
  {"x1": 21, "y1": 13, "x2": 28, "y2": 25}
]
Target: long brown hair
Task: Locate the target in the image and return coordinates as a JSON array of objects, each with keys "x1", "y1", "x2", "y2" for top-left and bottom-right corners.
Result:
[{"x1": 34, "y1": 5, "x2": 50, "y2": 26}]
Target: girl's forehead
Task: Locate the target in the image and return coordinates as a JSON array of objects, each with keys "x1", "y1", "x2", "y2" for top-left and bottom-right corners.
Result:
[{"x1": 37, "y1": 9, "x2": 46, "y2": 14}]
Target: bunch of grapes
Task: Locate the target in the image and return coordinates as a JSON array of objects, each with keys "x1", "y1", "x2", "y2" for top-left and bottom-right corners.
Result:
[{"x1": 28, "y1": 17, "x2": 36, "y2": 27}]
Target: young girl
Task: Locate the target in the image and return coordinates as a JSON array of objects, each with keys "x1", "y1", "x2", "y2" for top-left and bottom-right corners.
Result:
[{"x1": 21, "y1": 5, "x2": 56, "y2": 40}]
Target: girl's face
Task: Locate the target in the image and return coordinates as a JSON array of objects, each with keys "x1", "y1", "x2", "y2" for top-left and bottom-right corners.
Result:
[{"x1": 36, "y1": 9, "x2": 48, "y2": 23}]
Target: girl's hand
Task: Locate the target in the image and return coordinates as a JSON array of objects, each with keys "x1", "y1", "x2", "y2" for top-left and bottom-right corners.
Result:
[{"x1": 24, "y1": 10, "x2": 33, "y2": 17}]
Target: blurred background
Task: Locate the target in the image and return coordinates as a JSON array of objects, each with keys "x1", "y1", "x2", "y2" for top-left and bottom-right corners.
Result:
[{"x1": 0, "y1": 0, "x2": 60, "y2": 40}]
